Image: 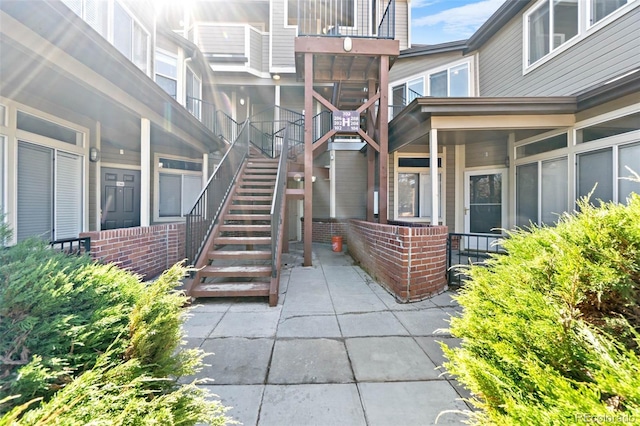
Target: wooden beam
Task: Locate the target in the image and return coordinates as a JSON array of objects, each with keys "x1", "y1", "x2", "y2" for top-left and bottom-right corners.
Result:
[
  {"x1": 378, "y1": 55, "x2": 389, "y2": 224},
  {"x1": 313, "y1": 90, "x2": 339, "y2": 112},
  {"x1": 356, "y1": 92, "x2": 380, "y2": 114},
  {"x1": 304, "y1": 53, "x2": 313, "y2": 266},
  {"x1": 357, "y1": 128, "x2": 380, "y2": 152},
  {"x1": 295, "y1": 37, "x2": 399, "y2": 57},
  {"x1": 312, "y1": 129, "x2": 337, "y2": 152}
]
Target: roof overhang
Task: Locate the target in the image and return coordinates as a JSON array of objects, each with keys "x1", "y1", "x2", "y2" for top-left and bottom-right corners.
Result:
[{"x1": 0, "y1": 1, "x2": 223, "y2": 153}]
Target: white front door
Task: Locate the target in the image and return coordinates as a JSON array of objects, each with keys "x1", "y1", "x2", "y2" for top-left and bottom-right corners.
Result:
[{"x1": 464, "y1": 169, "x2": 507, "y2": 250}]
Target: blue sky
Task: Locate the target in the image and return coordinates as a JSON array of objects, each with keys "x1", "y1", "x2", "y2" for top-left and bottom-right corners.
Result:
[{"x1": 411, "y1": 0, "x2": 507, "y2": 45}]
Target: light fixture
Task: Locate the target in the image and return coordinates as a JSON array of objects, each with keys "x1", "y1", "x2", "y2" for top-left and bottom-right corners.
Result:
[
  {"x1": 343, "y1": 37, "x2": 352, "y2": 52},
  {"x1": 293, "y1": 173, "x2": 316, "y2": 183},
  {"x1": 89, "y1": 147, "x2": 100, "y2": 162},
  {"x1": 239, "y1": 98, "x2": 245, "y2": 106},
  {"x1": 505, "y1": 156, "x2": 510, "y2": 167},
  {"x1": 272, "y1": 74, "x2": 281, "y2": 81}
]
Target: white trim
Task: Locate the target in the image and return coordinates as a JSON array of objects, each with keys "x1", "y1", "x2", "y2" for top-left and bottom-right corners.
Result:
[
  {"x1": 140, "y1": 118, "x2": 150, "y2": 227},
  {"x1": 523, "y1": 0, "x2": 639, "y2": 74},
  {"x1": 152, "y1": 152, "x2": 204, "y2": 223}
]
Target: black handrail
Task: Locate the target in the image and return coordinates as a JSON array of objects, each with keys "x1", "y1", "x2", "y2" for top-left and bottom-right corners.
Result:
[
  {"x1": 377, "y1": 0, "x2": 395, "y2": 39},
  {"x1": 270, "y1": 125, "x2": 289, "y2": 278},
  {"x1": 50, "y1": 237, "x2": 91, "y2": 255},
  {"x1": 447, "y1": 232, "x2": 506, "y2": 285},
  {"x1": 185, "y1": 121, "x2": 250, "y2": 265}
]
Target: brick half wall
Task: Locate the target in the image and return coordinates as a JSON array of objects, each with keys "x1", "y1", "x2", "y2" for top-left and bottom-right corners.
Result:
[
  {"x1": 347, "y1": 220, "x2": 448, "y2": 302},
  {"x1": 80, "y1": 223, "x2": 186, "y2": 280},
  {"x1": 301, "y1": 218, "x2": 349, "y2": 244}
]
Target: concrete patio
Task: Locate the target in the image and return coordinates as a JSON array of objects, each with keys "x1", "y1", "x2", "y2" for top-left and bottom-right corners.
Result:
[{"x1": 183, "y1": 243, "x2": 472, "y2": 426}]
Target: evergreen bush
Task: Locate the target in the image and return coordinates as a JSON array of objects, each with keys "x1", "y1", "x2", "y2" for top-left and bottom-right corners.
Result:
[
  {"x1": 0, "y1": 224, "x2": 229, "y2": 424},
  {"x1": 444, "y1": 194, "x2": 640, "y2": 425}
]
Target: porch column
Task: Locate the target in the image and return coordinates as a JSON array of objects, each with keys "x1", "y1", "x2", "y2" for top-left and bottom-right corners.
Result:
[
  {"x1": 378, "y1": 55, "x2": 389, "y2": 224},
  {"x1": 430, "y1": 127, "x2": 439, "y2": 225},
  {"x1": 202, "y1": 152, "x2": 208, "y2": 187},
  {"x1": 141, "y1": 118, "x2": 151, "y2": 227},
  {"x1": 303, "y1": 53, "x2": 313, "y2": 266}
]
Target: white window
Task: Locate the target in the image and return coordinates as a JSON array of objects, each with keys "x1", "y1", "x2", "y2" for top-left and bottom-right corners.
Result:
[
  {"x1": 407, "y1": 78, "x2": 424, "y2": 103},
  {"x1": 396, "y1": 156, "x2": 442, "y2": 220},
  {"x1": 155, "y1": 51, "x2": 178, "y2": 98},
  {"x1": 525, "y1": 0, "x2": 638, "y2": 69},
  {"x1": 62, "y1": 0, "x2": 108, "y2": 37},
  {"x1": 113, "y1": 1, "x2": 149, "y2": 73},
  {"x1": 591, "y1": 0, "x2": 629, "y2": 24},
  {"x1": 156, "y1": 156, "x2": 203, "y2": 220},
  {"x1": 527, "y1": 0, "x2": 578, "y2": 66},
  {"x1": 428, "y1": 63, "x2": 470, "y2": 97},
  {"x1": 186, "y1": 67, "x2": 202, "y2": 120},
  {"x1": 516, "y1": 157, "x2": 569, "y2": 227}
]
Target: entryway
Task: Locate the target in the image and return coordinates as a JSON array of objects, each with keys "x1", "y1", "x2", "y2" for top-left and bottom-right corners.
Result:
[{"x1": 101, "y1": 167, "x2": 140, "y2": 230}]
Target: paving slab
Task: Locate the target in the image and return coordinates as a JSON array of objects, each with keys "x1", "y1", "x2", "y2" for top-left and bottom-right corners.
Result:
[
  {"x1": 429, "y1": 291, "x2": 459, "y2": 308},
  {"x1": 358, "y1": 381, "x2": 470, "y2": 425},
  {"x1": 415, "y1": 336, "x2": 462, "y2": 373},
  {"x1": 332, "y1": 292, "x2": 387, "y2": 314},
  {"x1": 210, "y1": 310, "x2": 281, "y2": 338},
  {"x1": 277, "y1": 314, "x2": 341, "y2": 338},
  {"x1": 258, "y1": 384, "x2": 366, "y2": 426},
  {"x1": 346, "y1": 336, "x2": 441, "y2": 381},
  {"x1": 337, "y1": 311, "x2": 409, "y2": 337},
  {"x1": 268, "y1": 338, "x2": 353, "y2": 384},
  {"x1": 322, "y1": 265, "x2": 367, "y2": 286},
  {"x1": 198, "y1": 338, "x2": 274, "y2": 385},
  {"x1": 394, "y1": 308, "x2": 454, "y2": 336},
  {"x1": 182, "y1": 311, "x2": 224, "y2": 339},
  {"x1": 188, "y1": 300, "x2": 233, "y2": 313},
  {"x1": 206, "y1": 385, "x2": 264, "y2": 426}
]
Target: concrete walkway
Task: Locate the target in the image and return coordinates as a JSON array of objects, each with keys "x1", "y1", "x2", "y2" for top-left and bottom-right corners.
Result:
[{"x1": 183, "y1": 243, "x2": 472, "y2": 426}]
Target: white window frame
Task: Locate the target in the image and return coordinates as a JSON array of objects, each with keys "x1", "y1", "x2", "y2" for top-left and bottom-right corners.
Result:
[
  {"x1": 393, "y1": 152, "x2": 446, "y2": 223},
  {"x1": 427, "y1": 62, "x2": 471, "y2": 97},
  {"x1": 284, "y1": 0, "x2": 358, "y2": 31},
  {"x1": 523, "y1": 0, "x2": 639, "y2": 73},
  {"x1": 153, "y1": 153, "x2": 203, "y2": 222},
  {"x1": 186, "y1": 66, "x2": 202, "y2": 120},
  {"x1": 111, "y1": 0, "x2": 151, "y2": 74},
  {"x1": 154, "y1": 49, "x2": 178, "y2": 99}
]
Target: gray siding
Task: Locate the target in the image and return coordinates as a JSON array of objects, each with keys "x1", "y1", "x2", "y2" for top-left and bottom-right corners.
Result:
[
  {"x1": 390, "y1": 51, "x2": 467, "y2": 83},
  {"x1": 335, "y1": 151, "x2": 367, "y2": 219},
  {"x1": 395, "y1": 0, "x2": 409, "y2": 50},
  {"x1": 313, "y1": 152, "x2": 331, "y2": 218},
  {"x1": 197, "y1": 25, "x2": 245, "y2": 55},
  {"x1": 479, "y1": 6, "x2": 640, "y2": 96},
  {"x1": 271, "y1": 3, "x2": 296, "y2": 69},
  {"x1": 281, "y1": 86, "x2": 305, "y2": 113},
  {"x1": 250, "y1": 29, "x2": 264, "y2": 71},
  {"x1": 101, "y1": 143, "x2": 141, "y2": 166},
  {"x1": 465, "y1": 139, "x2": 507, "y2": 168}
]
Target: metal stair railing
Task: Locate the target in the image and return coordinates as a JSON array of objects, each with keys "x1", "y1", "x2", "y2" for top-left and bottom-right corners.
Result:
[
  {"x1": 249, "y1": 106, "x2": 304, "y2": 158},
  {"x1": 270, "y1": 125, "x2": 289, "y2": 279},
  {"x1": 185, "y1": 121, "x2": 250, "y2": 266}
]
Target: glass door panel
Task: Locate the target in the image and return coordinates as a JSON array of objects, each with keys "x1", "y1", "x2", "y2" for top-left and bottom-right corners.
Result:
[{"x1": 465, "y1": 170, "x2": 507, "y2": 251}]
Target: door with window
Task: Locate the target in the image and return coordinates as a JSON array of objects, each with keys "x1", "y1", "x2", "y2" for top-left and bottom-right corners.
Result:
[
  {"x1": 101, "y1": 167, "x2": 140, "y2": 230},
  {"x1": 464, "y1": 169, "x2": 507, "y2": 250}
]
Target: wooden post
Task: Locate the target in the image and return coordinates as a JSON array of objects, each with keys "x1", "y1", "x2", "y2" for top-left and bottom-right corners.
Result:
[
  {"x1": 303, "y1": 53, "x2": 313, "y2": 266},
  {"x1": 378, "y1": 56, "x2": 389, "y2": 224}
]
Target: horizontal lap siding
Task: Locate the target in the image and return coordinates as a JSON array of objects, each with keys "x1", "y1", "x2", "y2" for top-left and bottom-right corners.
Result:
[
  {"x1": 465, "y1": 139, "x2": 507, "y2": 168},
  {"x1": 479, "y1": 6, "x2": 640, "y2": 96},
  {"x1": 335, "y1": 151, "x2": 367, "y2": 219},
  {"x1": 198, "y1": 25, "x2": 245, "y2": 55},
  {"x1": 271, "y1": 5, "x2": 296, "y2": 69},
  {"x1": 250, "y1": 30, "x2": 263, "y2": 71}
]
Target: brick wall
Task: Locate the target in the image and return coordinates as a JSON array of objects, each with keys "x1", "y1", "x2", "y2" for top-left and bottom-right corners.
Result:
[
  {"x1": 347, "y1": 219, "x2": 448, "y2": 302},
  {"x1": 80, "y1": 223, "x2": 186, "y2": 280},
  {"x1": 301, "y1": 218, "x2": 349, "y2": 244}
]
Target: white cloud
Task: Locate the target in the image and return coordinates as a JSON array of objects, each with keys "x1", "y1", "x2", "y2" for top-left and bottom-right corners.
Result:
[
  {"x1": 411, "y1": 0, "x2": 440, "y2": 8},
  {"x1": 412, "y1": 0, "x2": 505, "y2": 39}
]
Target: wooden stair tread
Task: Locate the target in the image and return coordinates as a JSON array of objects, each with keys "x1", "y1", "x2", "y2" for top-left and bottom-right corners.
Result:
[
  {"x1": 190, "y1": 282, "x2": 270, "y2": 298},
  {"x1": 219, "y1": 224, "x2": 271, "y2": 231},
  {"x1": 229, "y1": 205, "x2": 271, "y2": 210},
  {"x1": 200, "y1": 265, "x2": 272, "y2": 277},
  {"x1": 238, "y1": 181, "x2": 275, "y2": 186},
  {"x1": 225, "y1": 214, "x2": 271, "y2": 221},
  {"x1": 245, "y1": 168, "x2": 278, "y2": 173},
  {"x1": 233, "y1": 195, "x2": 273, "y2": 201},
  {"x1": 214, "y1": 236, "x2": 272, "y2": 244},
  {"x1": 208, "y1": 250, "x2": 271, "y2": 260},
  {"x1": 236, "y1": 188, "x2": 274, "y2": 194}
]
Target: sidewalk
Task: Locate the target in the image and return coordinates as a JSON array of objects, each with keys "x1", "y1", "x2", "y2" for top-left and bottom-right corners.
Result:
[{"x1": 183, "y1": 243, "x2": 472, "y2": 426}]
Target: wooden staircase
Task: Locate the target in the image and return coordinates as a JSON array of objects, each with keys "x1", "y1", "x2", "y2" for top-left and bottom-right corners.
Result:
[{"x1": 187, "y1": 155, "x2": 282, "y2": 306}]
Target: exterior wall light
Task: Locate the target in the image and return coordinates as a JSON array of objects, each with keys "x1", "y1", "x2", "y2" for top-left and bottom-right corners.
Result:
[
  {"x1": 343, "y1": 37, "x2": 352, "y2": 52},
  {"x1": 89, "y1": 147, "x2": 100, "y2": 162}
]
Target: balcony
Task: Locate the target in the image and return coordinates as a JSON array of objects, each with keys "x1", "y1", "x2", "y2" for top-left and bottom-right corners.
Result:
[
  {"x1": 195, "y1": 23, "x2": 268, "y2": 76},
  {"x1": 292, "y1": 0, "x2": 395, "y2": 39}
]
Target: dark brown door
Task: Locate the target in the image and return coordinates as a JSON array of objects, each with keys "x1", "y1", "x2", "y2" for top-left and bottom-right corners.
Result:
[{"x1": 101, "y1": 167, "x2": 140, "y2": 230}]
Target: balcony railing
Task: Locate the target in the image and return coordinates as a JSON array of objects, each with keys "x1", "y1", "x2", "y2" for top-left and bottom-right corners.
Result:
[
  {"x1": 295, "y1": 0, "x2": 395, "y2": 39},
  {"x1": 447, "y1": 232, "x2": 506, "y2": 286},
  {"x1": 50, "y1": 237, "x2": 91, "y2": 256},
  {"x1": 187, "y1": 96, "x2": 242, "y2": 144}
]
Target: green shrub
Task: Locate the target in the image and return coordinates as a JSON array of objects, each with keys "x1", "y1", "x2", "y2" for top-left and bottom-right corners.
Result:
[
  {"x1": 0, "y1": 227, "x2": 229, "y2": 424},
  {"x1": 444, "y1": 194, "x2": 640, "y2": 425}
]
